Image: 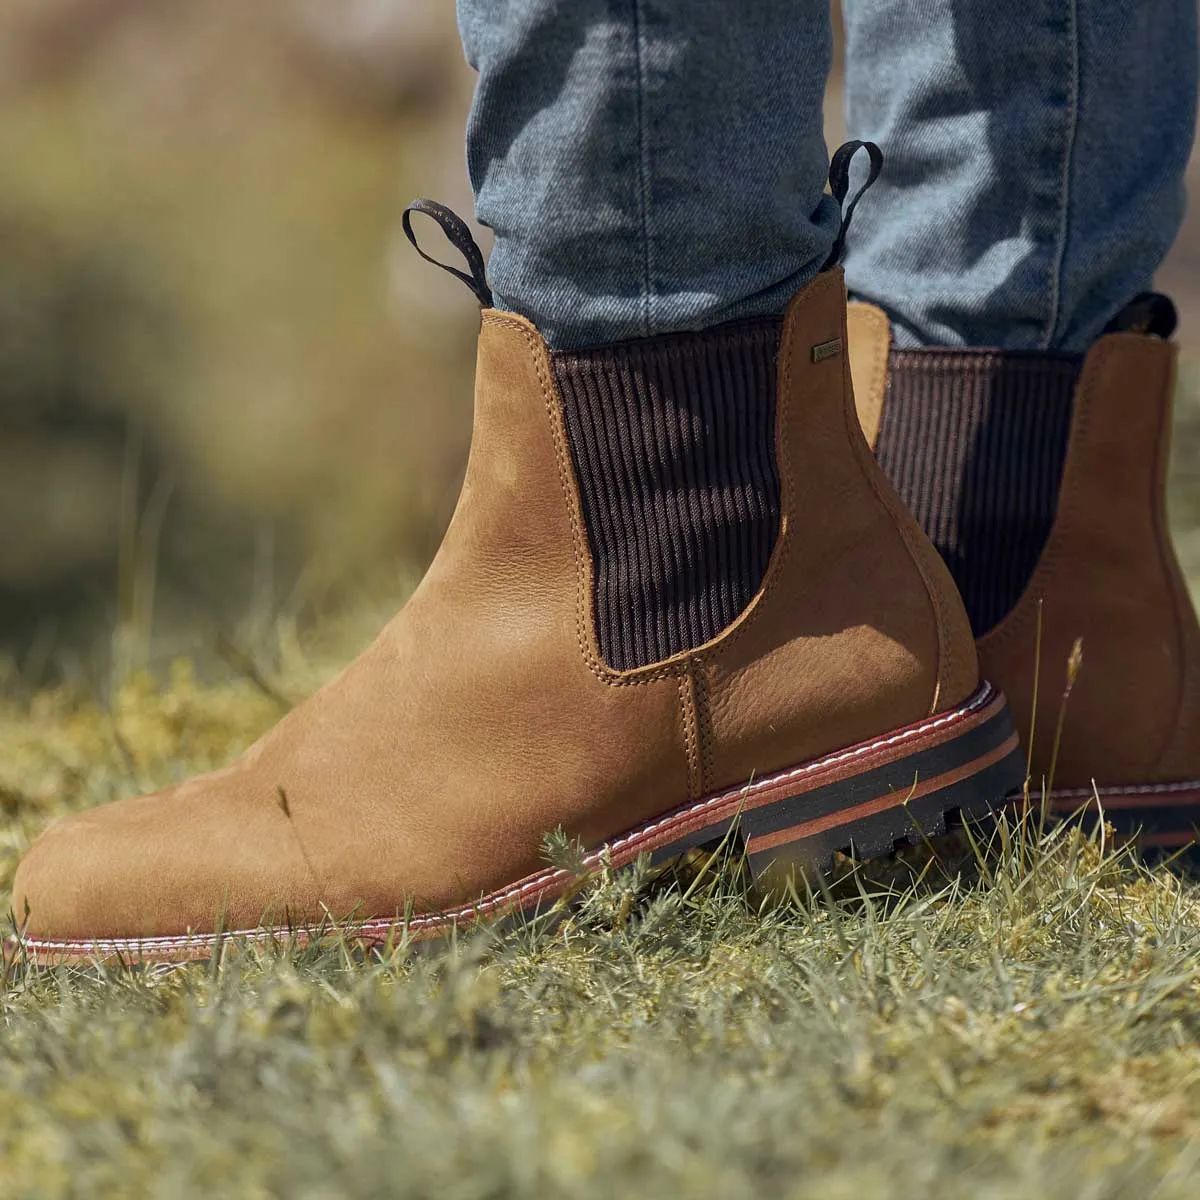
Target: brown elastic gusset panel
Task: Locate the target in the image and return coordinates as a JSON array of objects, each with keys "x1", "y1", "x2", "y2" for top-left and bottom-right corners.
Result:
[
  {"x1": 876, "y1": 349, "x2": 1082, "y2": 637},
  {"x1": 552, "y1": 318, "x2": 783, "y2": 671}
]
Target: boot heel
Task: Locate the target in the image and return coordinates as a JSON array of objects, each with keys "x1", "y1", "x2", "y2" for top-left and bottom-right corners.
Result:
[{"x1": 734, "y1": 683, "x2": 1023, "y2": 889}]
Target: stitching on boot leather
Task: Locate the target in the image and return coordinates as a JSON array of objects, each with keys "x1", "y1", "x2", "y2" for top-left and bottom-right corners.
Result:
[
  {"x1": 552, "y1": 320, "x2": 782, "y2": 670},
  {"x1": 488, "y1": 313, "x2": 610, "y2": 684},
  {"x1": 838, "y1": 308, "x2": 955, "y2": 716},
  {"x1": 485, "y1": 312, "x2": 685, "y2": 688},
  {"x1": 24, "y1": 685, "x2": 997, "y2": 955},
  {"x1": 677, "y1": 672, "x2": 703, "y2": 801},
  {"x1": 688, "y1": 268, "x2": 950, "y2": 709},
  {"x1": 693, "y1": 662, "x2": 715, "y2": 796},
  {"x1": 1052, "y1": 779, "x2": 1200, "y2": 800},
  {"x1": 686, "y1": 272, "x2": 815, "y2": 668}
]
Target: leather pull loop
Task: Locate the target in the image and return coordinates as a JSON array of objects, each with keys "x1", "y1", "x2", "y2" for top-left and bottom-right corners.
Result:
[
  {"x1": 1104, "y1": 292, "x2": 1178, "y2": 340},
  {"x1": 822, "y1": 140, "x2": 884, "y2": 270},
  {"x1": 402, "y1": 199, "x2": 494, "y2": 308}
]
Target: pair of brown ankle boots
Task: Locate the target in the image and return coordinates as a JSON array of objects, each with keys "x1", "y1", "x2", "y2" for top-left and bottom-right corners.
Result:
[{"x1": 11, "y1": 187, "x2": 1200, "y2": 964}]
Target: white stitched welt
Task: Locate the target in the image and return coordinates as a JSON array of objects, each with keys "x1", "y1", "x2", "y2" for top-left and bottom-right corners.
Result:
[
  {"x1": 1051, "y1": 779, "x2": 1200, "y2": 800},
  {"x1": 25, "y1": 684, "x2": 998, "y2": 955},
  {"x1": 23, "y1": 871, "x2": 571, "y2": 954},
  {"x1": 603, "y1": 682, "x2": 996, "y2": 856}
]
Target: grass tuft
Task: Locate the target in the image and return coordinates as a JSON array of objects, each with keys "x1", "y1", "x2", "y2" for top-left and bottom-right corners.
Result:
[{"x1": 4, "y1": 670, "x2": 1200, "y2": 1196}]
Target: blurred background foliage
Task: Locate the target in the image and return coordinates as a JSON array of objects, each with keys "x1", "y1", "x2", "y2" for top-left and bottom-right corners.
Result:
[
  {"x1": 0, "y1": 0, "x2": 480, "y2": 685},
  {"x1": 0, "y1": 1, "x2": 1197, "y2": 690}
]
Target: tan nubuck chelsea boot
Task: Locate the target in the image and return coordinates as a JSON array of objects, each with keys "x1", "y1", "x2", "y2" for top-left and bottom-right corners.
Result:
[
  {"x1": 11, "y1": 156, "x2": 1022, "y2": 964},
  {"x1": 848, "y1": 294, "x2": 1200, "y2": 857}
]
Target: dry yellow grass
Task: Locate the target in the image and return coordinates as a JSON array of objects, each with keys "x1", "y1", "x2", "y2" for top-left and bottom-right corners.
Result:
[{"x1": 4, "y1": 659, "x2": 1200, "y2": 1197}]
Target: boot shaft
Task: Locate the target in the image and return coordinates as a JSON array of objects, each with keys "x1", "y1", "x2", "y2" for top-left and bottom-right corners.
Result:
[
  {"x1": 450, "y1": 270, "x2": 980, "y2": 793},
  {"x1": 849, "y1": 298, "x2": 1200, "y2": 788}
]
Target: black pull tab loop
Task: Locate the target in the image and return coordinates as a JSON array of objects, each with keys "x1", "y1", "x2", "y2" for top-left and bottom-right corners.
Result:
[
  {"x1": 402, "y1": 199, "x2": 494, "y2": 308},
  {"x1": 822, "y1": 140, "x2": 884, "y2": 270}
]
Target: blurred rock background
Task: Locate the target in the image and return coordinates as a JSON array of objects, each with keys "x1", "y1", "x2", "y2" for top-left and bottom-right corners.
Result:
[{"x1": 1, "y1": 2, "x2": 1197, "y2": 688}]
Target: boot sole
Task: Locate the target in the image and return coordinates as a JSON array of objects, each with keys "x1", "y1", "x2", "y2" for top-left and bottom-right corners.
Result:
[
  {"x1": 1037, "y1": 782, "x2": 1200, "y2": 864},
  {"x1": 13, "y1": 682, "x2": 1022, "y2": 966}
]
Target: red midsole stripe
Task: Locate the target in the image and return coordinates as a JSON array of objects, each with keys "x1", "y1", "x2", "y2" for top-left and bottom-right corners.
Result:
[
  {"x1": 745, "y1": 730, "x2": 1019, "y2": 855},
  {"x1": 691, "y1": 689, "x2": 1005, "y2": 823}
]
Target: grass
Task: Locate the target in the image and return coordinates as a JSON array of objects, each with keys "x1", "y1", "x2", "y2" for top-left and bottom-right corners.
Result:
[{"x1": 4, "y1": 665, "x2": 1200, "y2": 1196}]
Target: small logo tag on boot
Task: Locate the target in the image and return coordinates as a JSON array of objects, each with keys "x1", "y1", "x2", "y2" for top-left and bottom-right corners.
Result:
[{"x1": 811, "y1": 338, "x2": 843, "y2": 363}]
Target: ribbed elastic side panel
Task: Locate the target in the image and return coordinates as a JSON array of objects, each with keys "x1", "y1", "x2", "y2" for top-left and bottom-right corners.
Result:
[
  {"x1": 876, "y1": 349, "x2": 1081, "y2": 637},
  {"x1": 552, "y1": 318, "x2": 782, "y2": 671}
]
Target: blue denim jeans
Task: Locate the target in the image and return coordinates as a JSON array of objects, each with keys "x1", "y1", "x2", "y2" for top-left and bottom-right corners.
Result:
[{"x1": 458, "y1": 1, "x2": 1197, "y2": 352}]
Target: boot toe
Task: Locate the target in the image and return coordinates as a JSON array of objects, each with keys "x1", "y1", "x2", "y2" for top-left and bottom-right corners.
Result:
[{"x1": 11, "y1": 770, "x2": 323, "y2": 946}]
